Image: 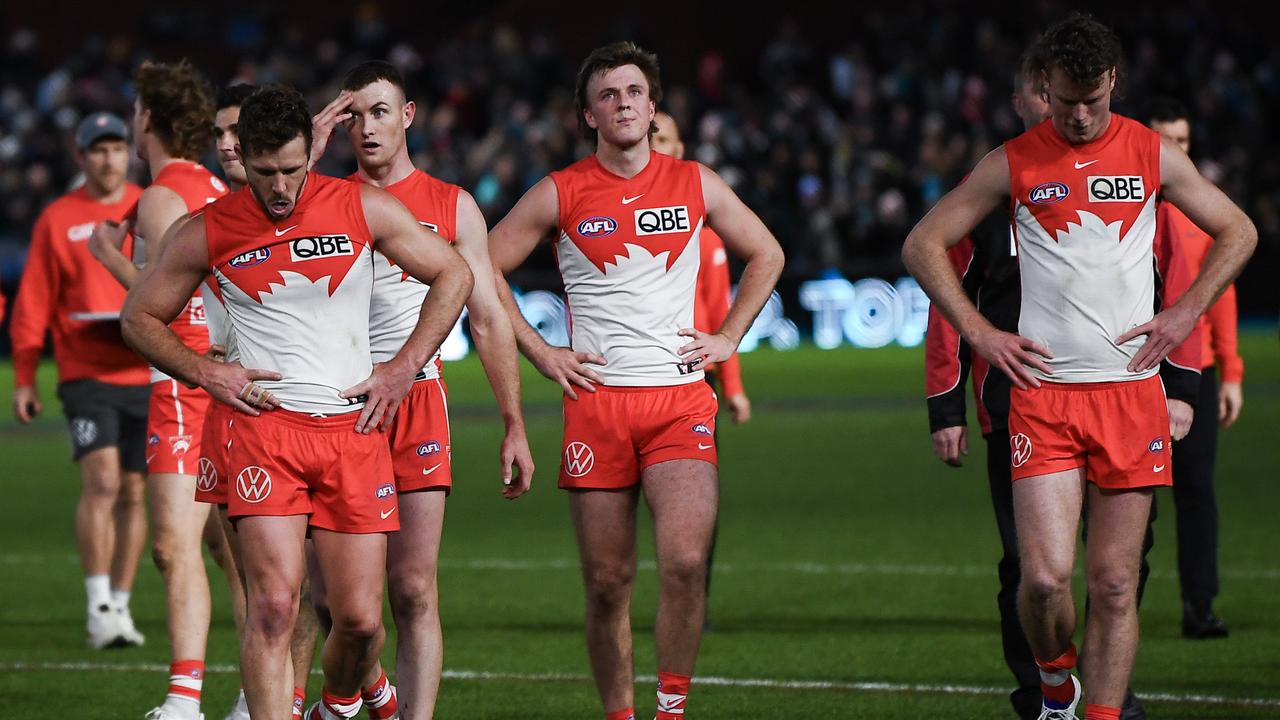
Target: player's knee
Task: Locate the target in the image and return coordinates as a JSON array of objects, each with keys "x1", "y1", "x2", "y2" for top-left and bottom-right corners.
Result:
[
  {"x1": 1087, "y1": 571, "x2": 1137, "y2": 616},
  {"x1": 583, "y1": 563, "x2": 635, "y2": 610},
  {"x1": 1021, "y1": 568, "x2": 1071, "y2": 605},
  {"x1": 660, "y1": 550, "x2": 708, "y2": 591},
  {"x1": 330, "y1": 607, "x2": 383, "y2": 646},
  {"x1": 81, "y1": 467, "x2": 122, "y2": 501},
  {"x1": 248, "y1": 589, "x2": 299, "y2": 640},
  {"x1": 388, "y1": 567, "x2": 438, "y2": 621}
]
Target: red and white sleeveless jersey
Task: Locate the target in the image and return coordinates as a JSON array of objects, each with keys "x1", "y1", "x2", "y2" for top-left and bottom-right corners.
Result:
[
  {"x1": 551, "y1": 151, "x2": 706, "y2": 387},
  {"x1": 1006, "y1": 115, "x2": 1161, "y2": 383},
  {"x1": 147, "y1": 161, "x2": 229, "y2": 381},
  {"x1": 204, "y1": 174, "x2": 375, "y2": 415},
  {"x1": 352, "y1": 170, "x2": 459, "y2": 379}
]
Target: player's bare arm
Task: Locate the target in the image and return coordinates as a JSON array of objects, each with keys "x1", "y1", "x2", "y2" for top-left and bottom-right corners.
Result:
[
  {"x1": 1118, "y1": 137, "x2": 1258, "y2": 372},
  {"x1": 489, "y1": 176, "x2": 606, "y2": 400},
  {"x1": 121, "y1": 214, "x2": 282, "y2": 415},
  {"x1": 682, "y1": 164, "x2": 785, "y2": 369},
  {"x1": 903, "y1": 146, "x2": 1053, "y2": 390},
  {"x1": 454, "y1": 189, "x2": 535, "y2": 498},
  {"x1": 343, "y1": 184, "x2": 474, "y2": 433},
  {"x1": 90, "y1": 184, "x2": 188, "y2": 289}
]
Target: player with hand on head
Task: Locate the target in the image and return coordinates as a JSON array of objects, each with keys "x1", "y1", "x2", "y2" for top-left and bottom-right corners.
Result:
[
  {"x1": 904, "y1": 14, "x2": 1255, "y2": 720},
  {"x1": 489, "y1": 42, "x2": 784, "y2": 720},
  {"x1": 8, "y1": 111, "x2": 148, "y2": 651},
  {"x1": 305, "y1": 59, "x2": 534, "y2": 720},
  {"x1": 121, "y1": 84, "x2": 472, "y2": 720}
]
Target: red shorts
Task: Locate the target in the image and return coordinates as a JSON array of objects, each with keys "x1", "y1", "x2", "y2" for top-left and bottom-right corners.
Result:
[
  {"x1": 146, "y1": 379, "x2": 211, "y2": 476},
  {"x1": 387, "y1": 378, "x2": 452, "y2": 493},
  {"x1": 194, "y1": 401, "x2": 234, "y2": 506},
  {"x1": 559, "y1": 382, "x2": 719, "y2": 490},
  {"x1": 223, "y1": 409, "x2": 397, "y2": 533},
  {"x1": 1008, "y1": 375, "x2": 1171, "y2": 490}
]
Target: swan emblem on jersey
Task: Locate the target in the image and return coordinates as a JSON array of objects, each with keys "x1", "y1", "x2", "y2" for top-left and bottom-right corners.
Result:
[{"x1": 1055, "y1": 210, "x2": 1124, "y2": 245}]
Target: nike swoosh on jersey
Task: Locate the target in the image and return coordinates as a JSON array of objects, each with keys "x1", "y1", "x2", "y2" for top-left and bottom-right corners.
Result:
[
  {"x1": 274, "y1": 225, "x2": 299, "y2": 236},
  {"x1": 422, "y1": 464, "x2": 442, "y2": 476},
  {"x1": 697, "y1": 443, "x2": 714, "y2": 450},
  {"x1": 621, "y1": 194, "x2": 645, "y2": 204},
  {"x1": 1074, "y1": 160, "x2": 1099, "y2": 169},
  {"x1": 1153, "y1": 464, "x2": 1166, "y2": 472},
  {"x1": 380, "y1": 507, "x2": 396, "y2": 519}
]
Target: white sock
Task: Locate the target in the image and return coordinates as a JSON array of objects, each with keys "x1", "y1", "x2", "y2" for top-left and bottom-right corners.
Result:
[
  {"x1": 86, "y1": 575, "x2": 111, "y2": 611},
  {"x1": 111, "y1": 588, "x2": 131, "y2": 610},
  {"x1": 1039, "y1": 667, "x2": 1070, "y2": 686},
  {"x1": 234, "y1": 689, "x2": 248, "y2": 712}
]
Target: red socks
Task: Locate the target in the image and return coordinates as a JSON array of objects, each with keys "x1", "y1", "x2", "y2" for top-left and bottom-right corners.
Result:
[
  {"x1": 166, "y1": 660, "x2": 204, "y2": 711},
  {"x1": 656, "y1": 671, "x2": 691, "y2": 719},
  {"x1": 1035, "y1": 644, "x2": 1078, "y2": 709},
  {"x1": 292, "y1": 687, "x2": 306, "y2": 718},
  {"x1": 361, "y1": 669, "x2": 398, "y2": 720},
  {"x1": 1085, "y1": 705, "x2": 1121, "y2": 720},
  {"x1": 319, "y1": 689, "x2": 362, "y2": 719},
  {"x1": 605, "y1": 710, "x2": 636, "y2": 720}
]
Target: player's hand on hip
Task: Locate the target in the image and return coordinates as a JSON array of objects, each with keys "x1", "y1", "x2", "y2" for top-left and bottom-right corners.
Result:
[
  {"x1": 205, "y1": 361, "x2": 283, "y2": 416},
  {"x1": 1167, "y1": 398, "x2": 1194, "y2": 441},
  {"x1": 677, "y1": 328, "x2": 736, "y2": 370},
  {"x1": 532, "y1": 345, "x2": 606, "y2": 401},
  {"x1": 308, "y1": 90, "x2": 354, "y2": 170},
  {"x1": 1117, "y1": 305, "x2": 1198, "y2": 374},
  {"x1": 970, "y1": 327, "x2": 1053, "y2": 390},
  {"x1": 1218, "y1": 380, "x2": 1243, "y2": 428},
  {"x1": 12, "y1": 386, "x2": 41, "y2": 423},
  {"x1": 930, "y1": 425, "x2": 968, "y2": 467},
  {"x1": 341, "y1": 360, "x2": 416, "y2": 434},
  {"x1": 87, "y1": 219, "x2": 130, "y2": 263},
  {"x1": 500, "y1": 425, "x2": 535, "y2": 500},
  {"x1": 727, "y1": 393, "x2": 752, "y2": 424}
]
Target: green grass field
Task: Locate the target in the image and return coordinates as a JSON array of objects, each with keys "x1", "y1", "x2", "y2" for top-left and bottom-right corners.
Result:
[{"x1": 1, "y1": 333, "x2": 1277, "y2": 718}]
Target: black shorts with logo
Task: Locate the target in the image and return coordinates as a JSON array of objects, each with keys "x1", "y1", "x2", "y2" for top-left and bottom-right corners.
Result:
[{"x1": 55, "y1": 380, "x2": 150, "y2": 472}]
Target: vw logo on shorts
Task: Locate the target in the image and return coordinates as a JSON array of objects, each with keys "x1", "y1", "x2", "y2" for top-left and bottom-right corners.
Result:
[
  {"x1": 563, "y1": 441, "x2": 595, "y2": 477},
  {"x1": 196, "y1": 457, "x2": 218, "y2": 493},
  {"x1": 1010, "y1": 433, "x2": 1034, "y2": 468},
  {"x1": 236, "y1": 466, "x2": 272, "y2": 504}
]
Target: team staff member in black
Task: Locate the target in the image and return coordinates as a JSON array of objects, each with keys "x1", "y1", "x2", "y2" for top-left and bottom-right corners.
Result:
[{"x1": 922, "y1": 54, "x2": 1202, "y2": 720}]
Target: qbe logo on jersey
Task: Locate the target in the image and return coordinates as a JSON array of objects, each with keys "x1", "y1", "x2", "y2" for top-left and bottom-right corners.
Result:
[
  {"x1": 290, "y1": 235, "x2": 354, "y2": 261},
  {"x1": 634, "y1": 206, "x2": 690, "y2": 236},
  {"x1": 1087, "y1": 176, "x2": 1145, "y2": 203}
]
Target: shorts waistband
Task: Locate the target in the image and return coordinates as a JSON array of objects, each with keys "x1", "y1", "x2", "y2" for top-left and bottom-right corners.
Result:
[
  {"x1": 1034, "y1": 376, "x2": 1158, "y2": 392},
  {"x1": 246, "y1": 407, "x2": 363, "y2": 432},
  {"x1": 589, "y1": 383, "x2": 701, "y2": 394}
]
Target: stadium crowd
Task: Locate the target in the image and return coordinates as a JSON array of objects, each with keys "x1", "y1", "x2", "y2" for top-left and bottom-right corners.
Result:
[{"x1": 0, "y1": 2, "x2": 1276, "y2": 307}]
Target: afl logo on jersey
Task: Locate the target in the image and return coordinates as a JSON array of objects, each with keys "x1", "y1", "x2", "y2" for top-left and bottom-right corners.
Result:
[
  {"x1": 290, "y1": 235, "x2": 354, "y2": 261},
  {"x1": 1029, "y1": 182, "x2": 1069, "y2": 205},
  {"x1": 635, "y1": 206, "x2": 691, "y2": 236},
  {"x1": 577, "y1": 217, "x2": 618, "y2": 238},
  {"x1": 417, "y1": 441, "x2": 442, "y2": 457},
  {"x1": 1148, "y1": 438, "x2": 1165, "y2": 453},
  {"x1": 230, "y1": 248, "x2": 271, "y2": 268}
]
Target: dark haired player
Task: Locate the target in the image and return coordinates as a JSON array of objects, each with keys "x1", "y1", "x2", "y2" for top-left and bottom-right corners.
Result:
[
  {"x1": 489, "y1": 42, "x2": 784, "y2": 720},
  {"x1": 904, "y1": 14, "x2": 1255, "y2": 720},
  {"x1": 121, "y1": 84, "x2": 472, "y2": 720}
]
